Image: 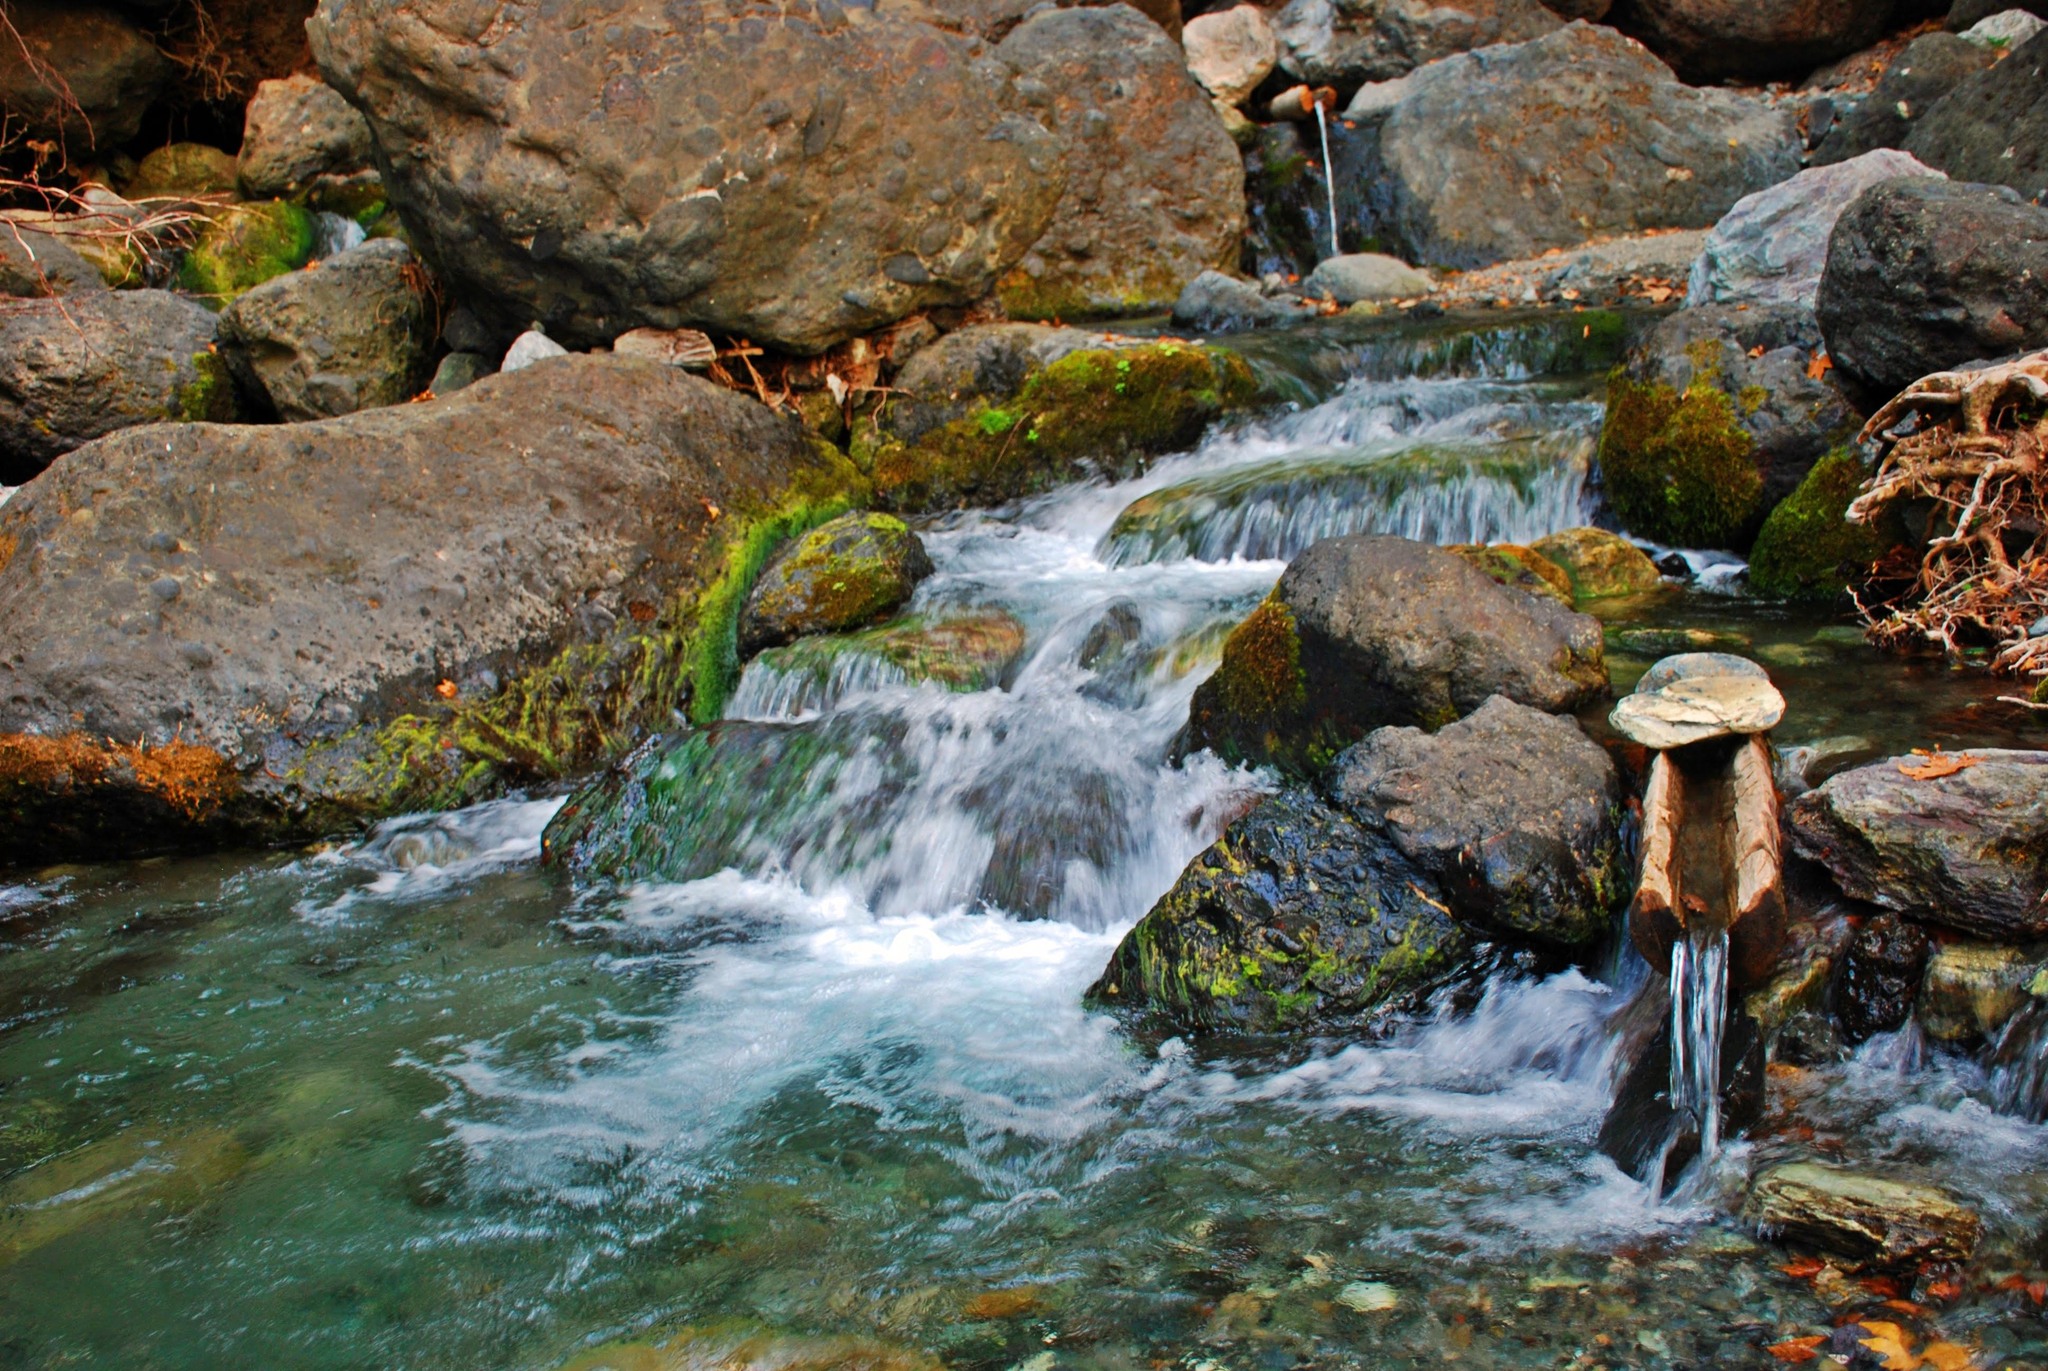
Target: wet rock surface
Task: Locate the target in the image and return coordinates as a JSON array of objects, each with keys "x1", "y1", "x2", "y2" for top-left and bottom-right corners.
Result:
[
  {"x1": 0, "y1": 290, "x2": 229, "y2": 483},
  {"x1": 1186, "y1": 534, "x2": 1608, "y2": 774},
  {"x1": 1834, "y1": 912, "x2": 1933, "y2": 1043},
  {"x1": 1747, "y1": 1161, "x2": 1981, "y2": 1270},
  {"x1": 737, "y1": 513, "x2": 934, "y2": 658},
  {"x1": 1790, "y1": 751, "x2": 2048, "y2": 941},
  {"x1": 1529, "y1": 527, "x2": 1665, "y2": 599},
  {"x1": 0, "y1": 356, "x2": 859, "y2": 854},
  {"x1": 216, "y1": 239, "x2": 437, "y2": 422}
]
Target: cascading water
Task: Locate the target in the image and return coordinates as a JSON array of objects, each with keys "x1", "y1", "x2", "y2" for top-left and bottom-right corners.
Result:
[{"x1": 1668, "y1": 926, "x2": 1729, "y2": 1164}]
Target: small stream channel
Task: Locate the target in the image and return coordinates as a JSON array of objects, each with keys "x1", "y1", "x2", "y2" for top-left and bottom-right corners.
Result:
[{"x1": 1, "y1": 312, "x2": 2043, "y2": 1370}]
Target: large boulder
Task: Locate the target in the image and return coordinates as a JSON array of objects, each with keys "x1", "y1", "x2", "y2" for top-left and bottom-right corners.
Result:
[
  {"x1": 990, "y1": 7, "x2": 1243, "y2": 320},
  {"x1": 1271, "y1": 0, "x2": 1561, "y2": 86},
  {"x1": 216, "y1": 238, "x2": 437, "y2": 421},
  {"x1": 1686, "y1": 151, "x2": 1946, "y2": 314},
  {"x1": 1599, "y1": 303, "x2": 1860, "y2": 549},
  {"x1": 308, "y1": 0, "x2": 1071, "y2": 355},
  {"x1": 1790, "y1": 751, "x2": 2048, "y2": 942},
  {"x1": 1345, "y1": 23, "x2": 1800, "y2": 270},
  {"x1": 237, "y1": 74, "x2": 377, "y2": 200},
  {"x1": 1085, "y1": 786, "x2": 1473, "y2": 1032},
  {"x1": 0, "y1": 2, "x2": 166, "y2": 152},
  {"x1": 1184, "y1": 534, "x2": 1609, "y2": 774},
  {"x1": 1326, "y1": 696, "x2": 1624, "y2": 946},
  {"x1": 1815, "y1": 177, "x2": 2048, "y2": 401},
  {"x1": 0, "y1": 356, "x2": 864, "y2": 857},
  {"x1": 1813, "y1": 33, "x2": 1997, "y2": 165},
  {"x1": 1906, "y1": 28, "x2": 2048, "y2": 201},
  {"x1": 0, "y1": 291, "x2": 231, "y2": 484},
  {"x1": 1617, "y1": 0, "x2": 1900, "y2": 83},
  {"x1": 736, "y1": 512, "x2": 934, "y2": 657}
]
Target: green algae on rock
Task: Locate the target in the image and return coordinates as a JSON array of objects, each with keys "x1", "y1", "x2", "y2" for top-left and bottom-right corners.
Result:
[
  {"x1": 1599, "y1": 371, "x2": 1763, "y2": 550},
  {"x1": 1530, "y1": 526, "x2": 1666, "y2": 600},
  {"x1": 1747, "y1": 448, "x2": 1901, "y2": 601},
  {"x1": 737, "y1": 512, "x2": 934, "y2": 658},
  {"x1": 176, "y1": 200, "x2": 316, "y2": 306},
  {"x1": 1448, "y1": 543, "x2": 1574, "y2": 606},
  {"x1": 1087, "y1": 786, "x2": 1471, "y2": 1032}
]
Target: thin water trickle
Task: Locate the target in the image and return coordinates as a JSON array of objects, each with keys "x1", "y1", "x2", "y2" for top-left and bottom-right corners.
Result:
[{"x1": 1669, "y1": 927, "x2": 1730, "y2": 1164}]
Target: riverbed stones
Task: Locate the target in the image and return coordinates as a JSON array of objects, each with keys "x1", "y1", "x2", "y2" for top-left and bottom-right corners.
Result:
[
  {"x1": 1185, "y1": 534, "x2": 1608, "y2": 774},
  {"x1": 0, "y1": 356, "x2": 863, "y2": 857},
  {"x1": 216, "y1": 238, "x2": 437, "y2": 422},
  {"x1": 1271, "y1": 0, "x2": 1562, "y2": 87},
  {"x1": 0, "y1": 290, "x2": 229, "y2": 484},
  {"x1": 1789, "y1": 751, "x2": 2048, "y2": 941},
  {"x1": 310, "y1": 0, "x2": 1070, "y2": 354},
  {"x1": 1816, "y1": 177, "x2": 2048, "y2": 402},
  {"x1": 1327, "y1": 696, "x2": 1624, "y2": 946},
  {"x1": 1529, "y1": 528, "x2": 1664, "y2": 599},
  {"x1": 1687, "y1": 152, "x2": 1945, "y2": 314},
  {"x1": 1344, "y1": 23, "x2": 1800, "y2": 270},
  {"x1": 1086, "y1": 786, "x2": 1472, "y2": 1031},
  {"x1": 991, "y1": 6, "x2": 1244, "y2": 320},
  {"x1": 0, "y1": 1, "x2": 167, "y2": 153},
  {"x1": 1747, "y1": 1162, "x2": 1980, "y2": 1270},
  {"x1": 1183, "y1": 6, "x2": 1280, "y2": 108},
  {"x1": 1610, "y1": 654, "x2": 1786, "y2": 749},
  {"x1": 1836, "y1": 912, "x2": 1933, "y2": 1042},
  {"x1": 1448, "y1": 544, "x2": 1573, "y2": 606},
  {"x1": 177, "y1": 200, "x2": 317, "y2": 306},
  {"x1": 1621, "y1": 1, "x2": 1899, "y2": 83},
  {"x1": 737, "y1": 513, "x2": 935, "y2": 658},
  {"x1": 237, "y1": 74, "x2": 376, "y2": 200},
  {"x1": 126, "y1": 143, "x2": 240, "y2": 201}
]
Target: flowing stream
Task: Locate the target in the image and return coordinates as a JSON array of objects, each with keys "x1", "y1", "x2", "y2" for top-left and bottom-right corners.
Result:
[{"x1": 2, "y1": 313, "x2": 2045, "y2": 1370}]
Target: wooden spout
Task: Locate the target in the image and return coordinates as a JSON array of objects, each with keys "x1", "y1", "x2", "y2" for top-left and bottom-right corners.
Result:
[
  {"x1": 1727, "y1": 734, "x2": 1786, "y2": 988},
  {"x1": 1629, "y1": 750, "x2": 1684, "y2": 972}
]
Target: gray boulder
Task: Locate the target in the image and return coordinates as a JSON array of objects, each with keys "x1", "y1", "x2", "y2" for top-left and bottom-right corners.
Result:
[
  {"x1": 990, "y1": 7, "x2": 1243, "y2": 319},
  {"x1": 1814, "y1": 33, "x2": 1997, "y2": 164},
  {"x1": 1688, "y1": 151, "x2": 1945, "y2": 314},
  {"x1": 1272, "y1": 0, "x2": 1561, "y2": 87},
  {"x1": 1599, "y1": 303, "x2": 1860, "y2": 549},
  {"x1": 1349, "y1": 23, "x2": 1800, "y2": 269},
  {"x1": 1327, "y1": 696, "x2": 1623, "y2": 946},
  {"x1": 237, "y1": 74, "x2": 376, "y2": 200},
  {"x1": 0, "y1": 1, "x2": 166, "y2": 152},
  {"x1": 1815, "y1": 176, "x2": 2048, "y2": 401},
  {"x1": 0, "y1": 356, "x2": 863, "y2": 856},
  {"x1": 0, "y1": 222, "x2": 108, "y2": 298},
  {"x1": 1171, "y1": 270, "x2": 1318, "y2": 333},
  {"x1": 309, "y1": 0, "x2": 1069, "y2": 354},
  {"x1": 1185, "y1": 533, "x2": 1609, "y2": 774},
  {"x1": 1622, "y1": 0, "x2": 1900, "y2": 83},
  {"x1": 737, "y1": 512, "x2": 935, "y2": 657},
  {"x1": 0, "y1": 290, "x2": 228, "y2": 483},
  {"x1": 1906, "y1": 28, "x2": 2048, "y2": 201},
  {"x1": 1086, "y1": 785, "x2": 1473, "y2": 1031},
  {"x1": 1790, "y1": 751, "x2": 2048, "y2": 942},
  {"x1": 1302, "y1": 252, "x2": 1433, "y2": 304},
  {"x1": 216, "y1": 238, "x2": 437, "y2": 421}
]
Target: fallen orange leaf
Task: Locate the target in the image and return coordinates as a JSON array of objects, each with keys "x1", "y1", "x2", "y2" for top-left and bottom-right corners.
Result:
[
  {"x1": 1926, "y1": 1279, "x2": 1963, "y2": 1302},
  {"x1": 435, "y1": 679, "x2": 459, "y2": 700},
  {"x1": 1882, "y1": 1299, "x2": 1929, "y2": 1317},
  {"x1": 1862, "y1": 1276, "x2": 1905, "y2": 1298},
  {"x1": 1807, "y1": 351, "x2": 1835, "y2": 380},
  {"x1": 1767, "y1": 1334, "x2": 1828, "y2": 1363},
  {"x1": 1898, "y1": 747, "x2": 1982, "y2": 780},
  {"x1": 1920, "y1": 1342, "x2": 1977, "y2": 1371},
  {"x1": 1856, "y1": 1319, "x2": 1919, "y2": 1371},
  {"x1": 1748, "y1": 344, "x2": 1767, "y2": 358},
  {"x1": 1781, "y1": 1257, "x2": 1827, "y2": 1280}
]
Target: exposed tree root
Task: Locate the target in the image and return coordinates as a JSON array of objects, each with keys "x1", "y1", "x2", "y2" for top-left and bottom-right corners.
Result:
[{"x1": 1848, "y1": 350, "x2": 2048, "y2": 688}]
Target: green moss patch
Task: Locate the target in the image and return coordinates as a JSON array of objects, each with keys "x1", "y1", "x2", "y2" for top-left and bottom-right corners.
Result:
[
  {"x1": 177, "y1": 200, "x2": 316, "y2": 306},
  {"x1": 1599, "y1": 372, "x2": 1763, "y2": 550},
  {"x1": 1748, "y1": 448, "x2": 1901, "y2": 601},
  {"x1": 174, "y1": 348, "x2": 238, "y2": 423}
]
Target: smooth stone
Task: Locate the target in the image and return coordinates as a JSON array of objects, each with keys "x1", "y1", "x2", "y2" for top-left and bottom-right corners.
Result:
[
  {"x1": 502, "y1": 330, "x2": 568, "y2": 373},
  {"x1": 1301, "y1": 252, "x2": 1433, "y2": 304},
  {"x1": 1963, "y1": 9, "x2": 2047, "y2": 44},
  {"x1": 429, "y1": 352, "x2": 494, "y2": 397},
  {"x1": 1183, "y1": 5, "x2": 1278, "y2": 108},
  {"x1": 1611, "y1": 660, "x2": 1784, "y2": 749}
]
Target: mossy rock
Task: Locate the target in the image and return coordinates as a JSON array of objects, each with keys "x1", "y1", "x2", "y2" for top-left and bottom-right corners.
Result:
[
  {"x1": 126, "y1": 143, "x2": 239, "y2": 200},
  {"x1": 177, "y1": 200, "x2": 316, "y2": 306},
  {"x1": 1530, "y1": 526, "x2": 1666, "y2": 599},
  {"x1": 1748, "y1": 448, "x2": 1903, "y2": 601},
  {"x1": 174, "y1": 346, "x2": 240, "y2": 423},
  {"x1": 1087, "y1": 785, "x2": 1470, "y2": 1032},
  {"x1": 1599, "y1": 372, "x2": 1764, "y2": 549},
  {"x1": 867, "y1": 340, "x2": 1261, "y2": 511},
  {"x1": 735, "y1": 511, "x2": 931, "y2": 657},
  {"x1": 1448, "y1": 543, "x2": 1573, "y2": 606},
  {"x1": 753, "y1": 612, "x2": 1028, "y2": 699}
]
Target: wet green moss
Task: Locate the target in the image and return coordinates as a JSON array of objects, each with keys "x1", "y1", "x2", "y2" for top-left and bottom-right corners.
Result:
[
  {"x1": 177, "y1": 201, "x2": 316, "y2": 306},
  {"x1": 1748, "y1": 448, "x2": 1902, "y2": 601},
  {"x1": 174, "y1": 348, "x2": 237, "y2": 423},
  {"x1": 871, "y1": 342, "x2": 1261, "y2": 511},
  {"x1": 1215, "y1": 595, "x2": 1306, "y2": 723},
  {"x1": 1599, "y1": 371, "x2": 1763, "y2": 550}
]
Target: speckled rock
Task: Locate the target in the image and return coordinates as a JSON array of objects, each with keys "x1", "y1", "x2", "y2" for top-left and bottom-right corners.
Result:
[
  {"x1": 1813, "y1": 33, "x2": 1996, "y2": 165},
  {"x1": 237, "y1": 74, "x2": 376, "y2": 199},
  {"x1": 1747, "y1": 1162, "x2": 1979, "y2": 1270},
  {"x1": 1529, "y1": 528, "x2": 1665, "y2": 599},
  {"x1": 1905, "y1": 28, "x2": 2048, "y2": 201},
  {"x1": 737, "y1": 513, "x2": 934, "y2": 657},
  {"x1": 0, "y1": 222, "x2": 107, "y2": 299},
  {"x1": 1184, "y1": 6, "x2": 1279, "y2": 107}
]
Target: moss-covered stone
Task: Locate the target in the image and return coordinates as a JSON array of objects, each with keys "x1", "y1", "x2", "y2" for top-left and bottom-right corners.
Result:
[
  {"x1": 126, "y1": 143, "x2": 239, "y2": 200},
  {"x1": 1599, "y1": 371, "x2": 1764, "y2": 549},
  {"x1": 177, "y1": 200, "x2": 315, "y2": 306},
  {"x1": 1086, "y1": 786, "x2": 1470, "y2": 1032},
  {"x1": 1748, "y1": 448, "x2": 1902, "y2": 601},
  {"x1": 753, "y1": 612, "x2": 1028, "y2": 698},
  {"x1": 1448, "y1": 543, "x2": 1573, "y2": 605},
  {"x1": 173, "y1": 346, "x2": 239, "y2": 423},
  {"x1": 1530, "y1": 526, "x2": 1666, "y2": 599},
  {"x1": 737, "y1": 512, "x2": 933, "y2": 657},
  {"x1": 869, "y1": 341, "x2": 1261, "y2": 511}
]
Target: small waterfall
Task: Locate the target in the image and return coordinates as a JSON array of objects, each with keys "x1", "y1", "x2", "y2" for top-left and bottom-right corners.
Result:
[
  {"x1": 1990, "y1": 996, "x2": 2048, "y2": 1122},
  {"x1": 1312, "y1": 100, "x2": 1340, "y2": 261},
  {"x1": 1668, "y1": 928, "x2": 1730, "y2": 1164},
  {"x1": 312, "y1": 211, "x2": 368, "y2": 259},
  {"x1": 726, "y1": 648, "x2": 914, "y2": 721}
]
